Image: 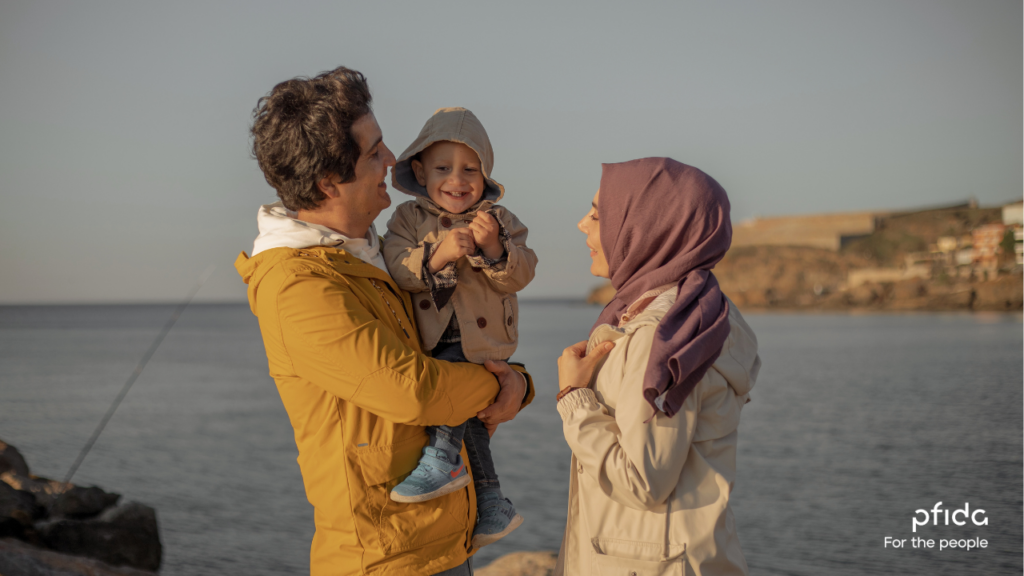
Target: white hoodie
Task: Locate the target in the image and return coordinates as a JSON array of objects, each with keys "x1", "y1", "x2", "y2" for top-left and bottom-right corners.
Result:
[{"x1": 251, "y1": 201, "x2": 389, "y2": 274}]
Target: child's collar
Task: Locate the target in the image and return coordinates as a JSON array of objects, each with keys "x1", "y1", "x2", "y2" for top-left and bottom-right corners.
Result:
[{"x1": 413, "y1": 196, "x2": 495, "y2": 217}]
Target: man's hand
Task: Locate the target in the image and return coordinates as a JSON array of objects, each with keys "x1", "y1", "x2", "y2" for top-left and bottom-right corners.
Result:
[
  {"x1": 558, "y1": 340, "x2": 615, "y2": 391},
  {"x1": 468, "y1": 212, "x2": 503, "y2": 260},
  {"x1": 429, "y1": 228, "x2": 476, "y2": 273},
  {"x1": 476, "y1": 360, "x2": 526, "y2": 433}
]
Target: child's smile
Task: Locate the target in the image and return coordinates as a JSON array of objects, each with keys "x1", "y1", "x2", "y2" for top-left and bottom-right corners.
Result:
[{"x1": 411, "y1": 141, "x2": 486, "y2": 214}]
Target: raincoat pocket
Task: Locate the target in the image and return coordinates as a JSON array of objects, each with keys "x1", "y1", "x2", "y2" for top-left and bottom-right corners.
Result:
[
  {"x1": 355, "y1": 436, "x2": 469, "y2": 556},
  {"x1": 590, "y1": 538, "x2": 689, "y2": 576},
  {"x1": 355, "y1": 435, "x2": 425, "y2": 487}
]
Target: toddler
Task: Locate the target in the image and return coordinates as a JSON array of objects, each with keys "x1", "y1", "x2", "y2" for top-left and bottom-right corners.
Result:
[{"x1": 383, "y1": 107, "x2": 538, "y2": 548}]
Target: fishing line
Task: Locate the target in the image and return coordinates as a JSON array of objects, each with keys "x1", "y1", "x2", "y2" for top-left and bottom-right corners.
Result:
[{"x1": 60, "y1": 264, "x2": 217, "y2": 487}]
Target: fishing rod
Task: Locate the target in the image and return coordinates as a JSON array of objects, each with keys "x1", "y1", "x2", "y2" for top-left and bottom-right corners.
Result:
[{"x1": 60, "y1": 264, "x2": 216, "y2": 487}]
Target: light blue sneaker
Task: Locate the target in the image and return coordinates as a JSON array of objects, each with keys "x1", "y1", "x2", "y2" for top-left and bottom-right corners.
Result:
[
  {"x1": 471, "y1": 491, "x2": 524, "y2": 548},
  {"x1": 390, "y1": 447, "x2": 471, "y2": 503}
]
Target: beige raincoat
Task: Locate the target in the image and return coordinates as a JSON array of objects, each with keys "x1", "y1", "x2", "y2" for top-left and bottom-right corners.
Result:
[
  {"x1": 383, "y1": 107, "x2": 538, "y2": 363},
  {"x1": 556, "y1": 289, "x2": 760, "y2": 576}
]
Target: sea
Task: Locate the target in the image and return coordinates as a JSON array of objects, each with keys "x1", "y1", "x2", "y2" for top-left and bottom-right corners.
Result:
[{"x1": 0, "y1": 303, "x2": 1021, "y2": 575}]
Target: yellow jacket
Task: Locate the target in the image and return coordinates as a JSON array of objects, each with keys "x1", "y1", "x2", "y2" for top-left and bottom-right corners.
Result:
[{"x1": 235, "y1": 245, "x2": 534, "y2": 575}]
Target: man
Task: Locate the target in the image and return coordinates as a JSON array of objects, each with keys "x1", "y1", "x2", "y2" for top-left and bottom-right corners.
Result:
[{"x1": 235, "y1": 67, "x2": 532, "y2": 576}]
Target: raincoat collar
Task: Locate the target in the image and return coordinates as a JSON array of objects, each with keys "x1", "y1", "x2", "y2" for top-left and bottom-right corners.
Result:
[{"x1": 412, "y1": 195, "x2": 495, "y2": 218}]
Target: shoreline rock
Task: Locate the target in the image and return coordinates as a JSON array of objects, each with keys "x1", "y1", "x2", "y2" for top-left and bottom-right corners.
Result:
[
  {"x1": 0, "y1": 538, "x2": 156, "y2": 576},
  {"x1": 477, "y1": 551, "x2": 558, "y2": 576},
  {"x1": 0, "y1": 440, "x2": 161, "y2": 575},
  {"x1": 0, "y1": 441, "x2": 30, "y2": 477}
]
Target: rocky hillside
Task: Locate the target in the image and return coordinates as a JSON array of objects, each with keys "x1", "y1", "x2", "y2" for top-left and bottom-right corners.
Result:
[{"x1": 588, "y1": 205, "x2": 1023, "y2": 312}]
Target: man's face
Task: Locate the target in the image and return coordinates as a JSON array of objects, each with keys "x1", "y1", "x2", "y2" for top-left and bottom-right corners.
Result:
[{"x1": 341, "y1": 113, "x2": 396, "y2": 221}]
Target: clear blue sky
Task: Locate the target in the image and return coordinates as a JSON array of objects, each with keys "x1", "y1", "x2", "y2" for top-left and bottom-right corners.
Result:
[{"x1": 0, "y1": 0, "x2": 1020, "y2": 303}]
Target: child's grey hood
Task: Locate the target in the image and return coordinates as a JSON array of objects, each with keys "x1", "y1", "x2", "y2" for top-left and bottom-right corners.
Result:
[{"x1": 391, "y1": 107, "x2": 504, "y2": 203}]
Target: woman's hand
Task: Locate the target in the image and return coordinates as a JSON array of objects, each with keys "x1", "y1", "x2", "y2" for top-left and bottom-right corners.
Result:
[
  {"x1": 476, "y1": 360, "x2": 527, "y2": 433},
  {"x1": 558, "y1": 340, "x2": 615, "y2": 391}
]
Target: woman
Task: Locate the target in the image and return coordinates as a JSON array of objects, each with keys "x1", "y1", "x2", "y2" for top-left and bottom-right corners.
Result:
[{"x1": 555, "y1": 158, "x2": 761, "y2": 576}]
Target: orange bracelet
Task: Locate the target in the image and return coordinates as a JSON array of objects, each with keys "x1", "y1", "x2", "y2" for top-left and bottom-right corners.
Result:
[{"x1": 556, "y1": 386, "x2": 585, "y2": 403}]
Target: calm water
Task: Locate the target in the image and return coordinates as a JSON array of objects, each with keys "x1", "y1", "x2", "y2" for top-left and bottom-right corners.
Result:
[{"x1": 0, "y1": 303, "x2": 1020, "y2": 575}]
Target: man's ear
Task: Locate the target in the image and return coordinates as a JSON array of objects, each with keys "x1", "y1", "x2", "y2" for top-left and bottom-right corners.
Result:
[
  {"x1": 317, "y1": 173, "x2": 341, "y2": 199},
  {"x1": 410, "y1": 159, "x2": 427, "y2": 187}
]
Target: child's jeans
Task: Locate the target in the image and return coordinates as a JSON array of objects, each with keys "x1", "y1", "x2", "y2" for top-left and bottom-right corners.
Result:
[{"x1": 429, "y1": 341, "x2": 501, "y2": 494}]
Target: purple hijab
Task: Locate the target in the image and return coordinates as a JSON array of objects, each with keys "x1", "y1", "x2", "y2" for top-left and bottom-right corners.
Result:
[{"x1": 592, "y1": 158, "x2": 732, "y2": 418}]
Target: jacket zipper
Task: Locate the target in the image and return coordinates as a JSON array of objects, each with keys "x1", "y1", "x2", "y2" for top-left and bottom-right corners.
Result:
[{"x1": 369, "y1": 279, "x2": 411, "y2": 339}]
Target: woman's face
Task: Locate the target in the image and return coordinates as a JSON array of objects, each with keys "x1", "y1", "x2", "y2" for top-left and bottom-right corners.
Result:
[{"x1": 578, "y1": 189, "x2": 610, "y2": 278}]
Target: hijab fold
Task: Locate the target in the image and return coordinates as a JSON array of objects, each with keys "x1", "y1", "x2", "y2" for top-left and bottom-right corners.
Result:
[{"x1": 591, "y1": 158, "x2": 732, "y2": 418}]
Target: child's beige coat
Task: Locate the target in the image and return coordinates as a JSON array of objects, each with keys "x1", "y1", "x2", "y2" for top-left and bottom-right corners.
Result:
[{"x1": 384, "y1": 108, "x2": 538, "y2": 362}]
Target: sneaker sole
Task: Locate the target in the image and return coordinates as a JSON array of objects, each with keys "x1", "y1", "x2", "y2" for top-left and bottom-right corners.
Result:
[
  {"x1": 471, "y1": 513, "x2": 524, "y2": 548},
  {"x1": 389, "y1": 473, "x2": 472, "y2": 503}
]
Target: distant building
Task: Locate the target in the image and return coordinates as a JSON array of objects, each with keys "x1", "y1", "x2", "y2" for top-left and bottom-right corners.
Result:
[
  {"x1": 847, "y1": 267, "x2": 930, "y2": 287},
  {"x1": 1014, "y1": 229, "x2": 1023, "y2": 266},
  {"x1": 972, "y1": 223, "x2": 1006, "y2": 277},
  {"x1": 936, "y1": 236, "x2": 958, "y2": 252},
  {"x1": 1003, "y1": 200, "x2": 1023, "y2": 226}
]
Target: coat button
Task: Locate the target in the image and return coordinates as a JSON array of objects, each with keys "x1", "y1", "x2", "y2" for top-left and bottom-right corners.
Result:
[
  {"x1": 477, "y1": 317, "x2": 487, "y2": 329},
  {"x1": 419, "y1": 300, "x2": 431, "y2": 310},
  {"x1": 506, "y1": 317, "x2": 513, "y2": 326},
  {"x1": 440, "y1": 217, "x2": 452, "y2": 228}
]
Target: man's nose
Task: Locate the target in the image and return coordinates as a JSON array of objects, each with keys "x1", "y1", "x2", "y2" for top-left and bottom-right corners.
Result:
[{"x1": 381, "y1": 143, "x2": 396, "y2": 167}]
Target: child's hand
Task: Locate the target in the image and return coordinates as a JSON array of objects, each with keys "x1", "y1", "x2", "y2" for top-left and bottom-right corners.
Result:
[
  {"x1": 428, "y1": 228, "x2": 476, "y2": 273},
  {"x1": 468, "y1": 212, "x2": 503, "y2": 261}
]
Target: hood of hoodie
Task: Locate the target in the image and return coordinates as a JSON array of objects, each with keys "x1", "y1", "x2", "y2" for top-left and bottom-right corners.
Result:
[
  {"x1": 391, "y1": 107, "x2": 504, "y2": 206},
  {"x1": 249, "y1": 201, "x2": 387, "y2": 271},
  {"x1": 236, "y1": 203, "x2": 392, "y2": 315}
]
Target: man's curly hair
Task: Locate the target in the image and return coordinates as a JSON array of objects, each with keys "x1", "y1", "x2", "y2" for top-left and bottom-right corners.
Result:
[{"x1": 250, "y1": 67, "x2": 372, "y2": 211}]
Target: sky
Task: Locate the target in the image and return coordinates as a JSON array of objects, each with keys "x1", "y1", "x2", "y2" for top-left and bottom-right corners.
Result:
[{"x1": 0, "y1": 0, "x2": 1020, "y2": 303}]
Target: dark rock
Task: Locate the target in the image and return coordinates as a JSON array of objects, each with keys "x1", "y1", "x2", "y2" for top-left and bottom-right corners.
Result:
[
  {"x1": 51, "y1": 486, "x2": 121, "y2": 519},
  {"x1": 1, "y1": 473, "x2": 119, "y2": 519},
  {"x1": 1, "y1": 473, "x2": 67, "y2": 510},
  {"x1": 0, "y1": 537, "x2": 157, "y2": 576},
  {"x1": 0, "y1": 481, "x2": 39, "y2": 526},
  {"x1": 0, "y1": 517, "x2": 26, "y2": 539},
  {"x1": 0, "y1": 440, "x2": 30, "y2": 477},
  {"x1": 477, "y1": 551, "x2": 558, "y2": 576},
  {"x1": 38, "y1": 502, "x2": 161, "y2": 572}
]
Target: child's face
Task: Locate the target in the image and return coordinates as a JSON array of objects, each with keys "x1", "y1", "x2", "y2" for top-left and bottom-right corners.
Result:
[{"x1": 411, "y1": 141, "x2": 486, "y2": 214}]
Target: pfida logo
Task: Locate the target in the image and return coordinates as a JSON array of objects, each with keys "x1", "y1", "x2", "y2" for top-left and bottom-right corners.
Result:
[{"x1": 913, "y1": 502, "x2": 988, "y2": 532}]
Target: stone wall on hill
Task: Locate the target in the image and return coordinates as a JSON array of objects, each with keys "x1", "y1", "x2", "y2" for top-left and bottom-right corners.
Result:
[{"x1": 733, "y1": 212, "x2": 878, "y2": 251}]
